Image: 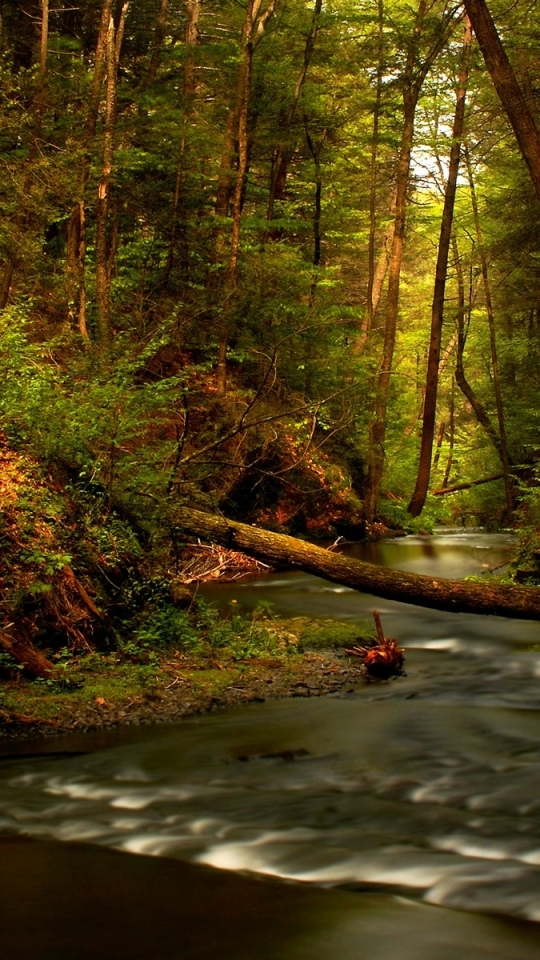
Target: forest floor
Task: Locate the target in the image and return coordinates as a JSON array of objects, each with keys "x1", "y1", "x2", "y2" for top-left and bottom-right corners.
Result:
[{"x1": 0, "y1": 619, "x2": 372, "y2": 740}]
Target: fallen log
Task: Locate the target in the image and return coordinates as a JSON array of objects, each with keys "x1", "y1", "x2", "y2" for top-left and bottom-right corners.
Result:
[
  {"x1": 174, "y1": 507, "x2": 540, "y2": 621},
  {"x1": 431, "y1": 473, "x2": 504, "y2": 496},
  {"x1": 0, "y1": 630, "x2": 56, "y2": 679}
]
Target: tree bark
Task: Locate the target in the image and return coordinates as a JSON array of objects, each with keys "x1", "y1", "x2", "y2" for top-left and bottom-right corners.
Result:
[
  {"x1": 304, "y1": 119, "x2": 324, "y2": 303},
  {"x1": 464, "y1": 147, "x2": 514, "y2": 513},
  {"x1": 452, "y1": 234, "x2": 509, "y2": 463},
  {"x1": 363, "y1": 89, "x2": 416, "y2": 521},
  {"x1": 66, "y1": 0, "x2": 114, "y2": 337},
  {"x1": 442, "y1": 376, "x2": 455, "y2": 487},
  {"x1": 463, "y1": 0, "x2": 540, "y2": 204},
  {"x1": 215, "y1": 0, "x2": 277, "y2": 394},
  {"x1": 265, "y1": 0, "x2": 323, "y2": 226},
  {"x1": 363, "y1": 0, "x2": 457, "y2": 522},
  {"x1": 365, "y1": 0, "x2": 384, "y2": 336},
  {"x1": 0, "y1": 631, "x2": 55, "y2": 679},
  {"x1": 95, "y1": 2, "x2": 129, "y2": 344},
  {"x1": 174, "y1": 507, "x2": 540, "y2": 620},
  {"x1": 163, "y1": 0, "x2": 200, "y2": 284},
  {"x1": 407, "y1": 17, "x2": 471, "y2": 517}
]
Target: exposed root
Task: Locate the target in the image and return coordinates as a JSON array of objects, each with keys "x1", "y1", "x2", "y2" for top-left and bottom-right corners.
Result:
[{"x1": 346, "y1": 610, "x2": 405, "y2": 680}]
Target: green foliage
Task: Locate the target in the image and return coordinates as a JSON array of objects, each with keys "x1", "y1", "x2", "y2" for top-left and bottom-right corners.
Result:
[{"x1": 128, "y1": 598, "x2": 289, "y2": 662}]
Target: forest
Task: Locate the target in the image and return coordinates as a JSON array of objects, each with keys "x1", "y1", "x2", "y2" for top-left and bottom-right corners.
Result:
[{"x1": 1, "y1": 0, "x2": 540, "y2": 714}]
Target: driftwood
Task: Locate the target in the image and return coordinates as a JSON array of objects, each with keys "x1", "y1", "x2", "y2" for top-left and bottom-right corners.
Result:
[{"x1": 174, "y1": 507, "x2": 540, "y2": 621}]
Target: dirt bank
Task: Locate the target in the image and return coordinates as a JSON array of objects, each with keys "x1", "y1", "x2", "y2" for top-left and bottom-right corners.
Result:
[{"x1": 0, "y1": 619, "x2": 380, "y2": 740}]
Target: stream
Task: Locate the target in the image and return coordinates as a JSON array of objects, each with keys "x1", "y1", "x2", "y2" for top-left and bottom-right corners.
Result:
[{"x1": 3, "y1": 530, "x2": 540, "y2": 958}]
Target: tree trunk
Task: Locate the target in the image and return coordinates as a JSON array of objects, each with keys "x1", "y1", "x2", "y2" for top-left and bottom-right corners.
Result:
[
  {"x1": 304, "y1": 120, "x2": 324, "y2": 303},
  {"x1": 215, "y1": 3, "x2": 255, "y2": 394},
  {"x1": 452, "y1": 235, "x2": 510, "y2": 464},
  {"x1": 0, "y1": 631, "x2": 55, "y2": 679},
  {"x1": 174, "y1": 507, "x2": 540, "y2": 620},
  {"x1": 143, "y1": 0, "x2": 169, "y2": 89},
  {"x1": 363, "y1": 90, "x2": 417, "y2": 521},
  {"x1": 464, "y1": 147, "x2": 514, "y2": 513},
  {"x1": 66, "y1": 0, "x2": 114, "y2": 336},
  {"x1": 266, "y1": 0, "x2": 323, "y2": 226},
  {"x1": 463, "y1": 0, "x2": 540, "y2": 204},
  {"x1": 215, "y1": 0, "x2": 277, "y2": 394},
  {"x1": 363, "y1": 0, "x2": 456, "y2": 522},
  {"x1": 163, "y1": 0, "x2": 200, "y2": 284},
  {"x1": 95, "y1": 3, "x2": 129, "y2": 344},
  {"x1": 364, "y1": 0, "x2": 384, "y2": 337},
  {"x1": 407, "y1": 18, "x2": 471, "y2": 517},
  {"x1": 442, "y1": 377, "x2": 455, "y2": 487}
]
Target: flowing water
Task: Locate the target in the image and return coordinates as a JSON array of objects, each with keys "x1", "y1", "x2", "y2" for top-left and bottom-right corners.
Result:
[{"x1": 3, "y1": 530, "x2": 540, "y2": 958}]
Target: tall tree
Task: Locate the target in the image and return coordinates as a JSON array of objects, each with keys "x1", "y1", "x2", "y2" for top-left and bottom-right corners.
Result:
[
  {"x1": 95, "y1": 1, "x2": 130, "y2": 344},
  {"x1": 66, "y1": 0, "x2": 114, "y2": 338},
  {"x1": 407, "y1": 16, "x2": 471, "y2": 517},
  {"x1": 363, "y1": 0, "x2": 457, "y2": 522},
  {"x1": 463, "y1": 0, "x2": 540, "y2": 203},
  {"x1": 163, "y1": 0, "x2": 200, "y2": 285},
  {"x1": 364, "y1": 0, "x2": 385, "y2": 337},
  {"x1": 464, "y1": 147, "x2": 514, "y2": 512},
  {"x1": 265, "y1": 0, "x2": 323, "y2": 227},
  {"x1": 214, "y1": 0, "x2": 277, "y2": 393},
  {"x1": 452, "y1": 234, "x2": 508, "y2": 465}
]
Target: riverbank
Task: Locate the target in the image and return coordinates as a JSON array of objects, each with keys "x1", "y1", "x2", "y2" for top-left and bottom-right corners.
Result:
[{"x1": 0, "y1": 619, "x2": 372, "y2": 740}]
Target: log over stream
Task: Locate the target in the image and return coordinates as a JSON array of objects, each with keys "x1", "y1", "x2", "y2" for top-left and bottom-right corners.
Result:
[{"x1": 175, "y1": 508, "x2": 540, "y2": 620}]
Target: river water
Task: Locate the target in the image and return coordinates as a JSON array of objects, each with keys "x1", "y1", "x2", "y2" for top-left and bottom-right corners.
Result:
[{"x1": 3, "y1": 531, "x2": 540, "y2": 959}]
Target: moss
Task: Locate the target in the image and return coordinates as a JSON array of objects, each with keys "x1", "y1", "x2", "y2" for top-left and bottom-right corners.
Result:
[
  {"x1": 281, "y1": 617, "x2": 372, "y2": 650},
  {"x1": 0, "y1": 617, "x2": 370, "y2": 734}
]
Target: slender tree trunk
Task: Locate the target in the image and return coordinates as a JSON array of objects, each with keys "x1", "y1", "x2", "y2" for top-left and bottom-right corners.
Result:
[
  {"x1": 304, "y1": 120, "x2": 324, "y2": 303},
  {"x1": 95, "y1": 2, "x2": 129, "y2": 344},
  {"x1": 365, "y1": 0, "x2": 384, "y2": 334},
  {"x1": 144, "y1": 0, "x2": 169, "y2": 88},
  {"x1": 442, "y1": 377, "x2": 455, "y2": 488},
  {"x1": 452, "y1": 235, "x2": 512, "y2": 472},
  {"x1": 432, "y1": 419, "x2": 446, "y2": 471},
  {"x1": 363, "y1": 92, "x2": 417, "y2": 520},
  {"x1": 408, "y1": 18, "x2": 471, "y2": 517},
  {"x1": 214, "y1": 0, "x2": 277, "y2": 393},
  {"x1": 66, "y1": 0, "x2": 114, "y2": 336},
  {"x1": 363, "y1": 0, "x2": 456, "y2": 522},
  {"x1": 463, "y1": 0, "x2": 540, "y2": 204},
  {"x1": 174, "y1": 507, "x2": 540, "y2": 621},
  {"x1": 216, "y1": 0, "x2": 256, "y2": 394},
  {"x1": 164, "y1": 0, "x2": 200, "y2": 284},
  {"x1": 464, "y1": 147, "x2": 514, "y2": 513},
  {"x1": 266, "y1": 0, "x2": 323, "y2": 226}
]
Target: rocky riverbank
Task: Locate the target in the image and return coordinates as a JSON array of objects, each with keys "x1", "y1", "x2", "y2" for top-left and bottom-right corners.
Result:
[{"x1": 0, "y1": 619, "x2": 374, "y2": 741}]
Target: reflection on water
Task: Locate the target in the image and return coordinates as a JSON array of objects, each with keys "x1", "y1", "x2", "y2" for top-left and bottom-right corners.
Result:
[{"x1": 2, "y1": 531, "x2": 540, "y2": 958}]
